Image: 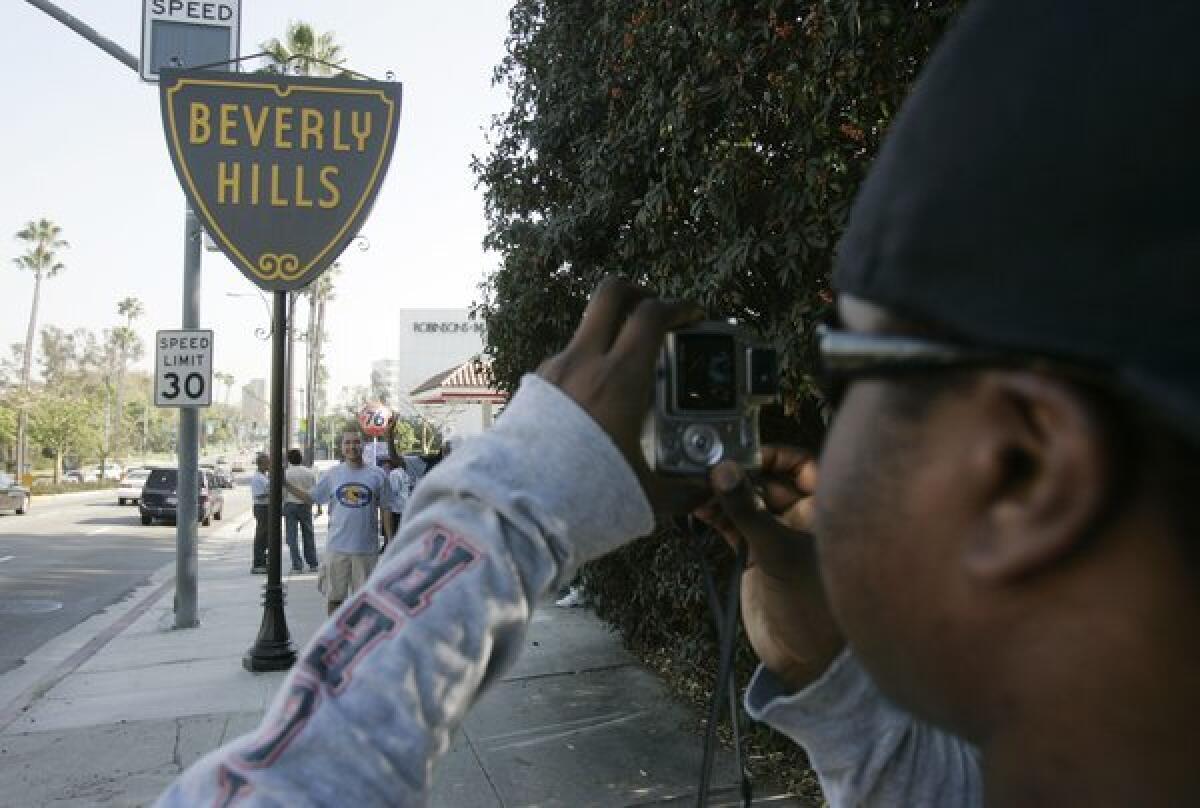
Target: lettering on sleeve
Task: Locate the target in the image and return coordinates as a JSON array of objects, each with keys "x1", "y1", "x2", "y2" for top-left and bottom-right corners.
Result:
[
  {"x1": 213, "y1": 764, "x2": 253, "y2": 807},
  {"x1": 237, "y1": 676, "x2": 321, "y2": 768},
  {"x1": 377, "y1": 527, "x2": 481, "y2": 616},
  {"x1": 302, "y1": 596, "x2": 398, "y2": 694}
]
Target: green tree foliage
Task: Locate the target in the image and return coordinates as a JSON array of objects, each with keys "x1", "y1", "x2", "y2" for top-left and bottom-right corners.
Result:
[
  {"x1": 27, "y1": 392, "x2": 101, "y2": 479},
  {"x1": 476, "y1": 0, "x2": 960, "y2": 408},
  {"x1": 474, "y1": 1, "x2": 964, "y2": 794},
  {"x1": 0, "y1": 402, "x2": 15, "y2": 447}
]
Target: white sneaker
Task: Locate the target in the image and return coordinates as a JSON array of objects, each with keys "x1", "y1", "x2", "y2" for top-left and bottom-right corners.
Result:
[{"x1": 555, "y1": 587, "x2": 583, "y2": 608}]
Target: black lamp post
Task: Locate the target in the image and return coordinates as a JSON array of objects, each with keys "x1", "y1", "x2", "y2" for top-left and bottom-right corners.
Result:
[{"x1": 243, "y1": 290, "x2": 296, "y2": 672}]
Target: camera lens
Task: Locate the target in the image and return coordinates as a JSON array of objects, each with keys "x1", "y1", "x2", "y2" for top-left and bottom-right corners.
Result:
[{"x1": 682, "y1": 424, "x2": 724, "y2": 466}]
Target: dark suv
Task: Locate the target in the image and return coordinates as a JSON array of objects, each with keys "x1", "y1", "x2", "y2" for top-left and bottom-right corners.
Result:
[{"x1": 139, "y1": 467, "x2": 225, "y2": 526}]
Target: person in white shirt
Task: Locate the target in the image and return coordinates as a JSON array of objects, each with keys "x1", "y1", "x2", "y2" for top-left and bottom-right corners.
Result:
[
  {"x1": 284, "y1": 448, "x2": 319, "y2": 572},
  {"x1": 381, "y1": 457, "x2": 412, "y2": 552},
  {"x1": 248, "y1": 452, "x2": 269, "y2": 574}
]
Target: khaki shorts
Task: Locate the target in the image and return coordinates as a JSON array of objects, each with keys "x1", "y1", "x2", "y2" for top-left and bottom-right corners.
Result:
[{"x1": 317, "y1": 551, "x2": 378, "y2": 601}]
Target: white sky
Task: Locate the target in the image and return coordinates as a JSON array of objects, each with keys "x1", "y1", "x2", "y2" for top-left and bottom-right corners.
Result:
[{"x1": 1, "y1": 1, "x2": 512, "y2": 408}]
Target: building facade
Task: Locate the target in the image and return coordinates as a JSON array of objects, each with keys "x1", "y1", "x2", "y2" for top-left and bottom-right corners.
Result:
[
  {"x1": 385, "y1": 310, "x2": 498, "y2": 446},
  {"x1": 240, "y1": 378, "x2": 268, "y2": 445},
  {"x1": 393, "y1": 309, "x2": 487, "y2": 396}
]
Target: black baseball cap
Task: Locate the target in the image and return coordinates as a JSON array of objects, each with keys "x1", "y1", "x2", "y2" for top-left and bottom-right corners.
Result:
[{"x1": 833, "y1": 1, "x2": 1200, "y2": 443}]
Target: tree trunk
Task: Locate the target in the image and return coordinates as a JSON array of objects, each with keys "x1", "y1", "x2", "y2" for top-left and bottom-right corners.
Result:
[
  {"x1": 114, "y1": 359, "x2": 127, "y2": 464},
  {"x1": 15, "y1": 271, "x2": 43, "y2": 477},
  {"x1": 305, "y1": 289, "x2": 319, "y2": 463},
  {"x1": 309, "y1": 294, "x2": 326, "y2": 462}
]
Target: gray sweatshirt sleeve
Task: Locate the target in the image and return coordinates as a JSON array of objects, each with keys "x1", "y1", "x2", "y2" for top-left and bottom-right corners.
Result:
[
  {"x1": 744, "y1": 649, "x2": 983, "y2": 807},
  {"x1": 156, "y1": 375, "x2": 654, "y2": 807}
]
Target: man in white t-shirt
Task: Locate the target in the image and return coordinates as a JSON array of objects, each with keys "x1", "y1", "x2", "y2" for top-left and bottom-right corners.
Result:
[
  {"x1": 248, "y1": 452, "x2": 269, "y2": 574},
  {"x1": 283, "y1": 448, "x2": 319, "y2": 573},
  {"x1": 287, "y1": 432, "x2": 393, "y2": 614}
]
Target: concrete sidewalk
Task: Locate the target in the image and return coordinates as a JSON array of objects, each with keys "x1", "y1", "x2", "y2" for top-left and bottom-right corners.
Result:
[{"x1": 0, "y1": 514, "x2": 800, "y2": 807}]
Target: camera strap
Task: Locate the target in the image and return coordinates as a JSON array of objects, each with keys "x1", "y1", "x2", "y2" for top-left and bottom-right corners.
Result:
[{"x1": 689, "y1": 522, "x2": 752, "y2": 808}]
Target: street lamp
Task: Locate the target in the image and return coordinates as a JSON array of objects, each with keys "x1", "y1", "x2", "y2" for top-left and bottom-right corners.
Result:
[{"x1": 225, "y1": 290, "x2": 273, "y2": 340}]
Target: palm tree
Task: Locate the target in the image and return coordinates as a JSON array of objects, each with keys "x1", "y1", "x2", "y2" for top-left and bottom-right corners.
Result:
[
  {"x1": 303, "y1": 264, "x2": 338, "y2": 461},
  {"x1": 12, "y1": 218, "x2": 67, "y2": 476},
  {"x1": 117, "y1": 296, "x2": 144, "y2": 329},
  {"x1": 260, "y1": 21, "x2": 346, "y2": 77},
  {"x1": 111, "y1": 297, "x2": 145, "y2": 464}
]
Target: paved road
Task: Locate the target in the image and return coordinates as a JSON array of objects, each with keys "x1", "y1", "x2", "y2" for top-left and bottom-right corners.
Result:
[{"x1": 0, "y1": 485, "x2": 253, "y2": 675}]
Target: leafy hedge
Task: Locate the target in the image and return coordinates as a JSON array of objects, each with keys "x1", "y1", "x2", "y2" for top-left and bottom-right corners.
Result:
[{"x1": 475, "y1": 0, "x2": 964, "y2": 796}]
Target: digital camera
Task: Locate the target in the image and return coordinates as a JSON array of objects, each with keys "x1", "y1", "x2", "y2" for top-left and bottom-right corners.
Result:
[{"x1": 641, "y1": 321, "x2": 779, "y2": 475}]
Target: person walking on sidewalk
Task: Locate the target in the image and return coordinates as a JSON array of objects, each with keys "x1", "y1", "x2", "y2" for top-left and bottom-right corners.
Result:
[
  {"x1": 284, "y1": 448, "x2": 319, "y2": 573},
  {"x1": 248, "y1": 452, "x2": 269, "y2": 575},
  {"x1": 286, "y1": 431, "x2": 393, "y2": 615}
]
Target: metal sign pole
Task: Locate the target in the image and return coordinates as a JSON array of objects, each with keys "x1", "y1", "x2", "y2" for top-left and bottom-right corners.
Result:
[
  {"x1": 174, "y1": 205, "x2": 202, "y2": 629},
  {"x1": 243, "y1": 290, "x2": 295, "y2": 671}
]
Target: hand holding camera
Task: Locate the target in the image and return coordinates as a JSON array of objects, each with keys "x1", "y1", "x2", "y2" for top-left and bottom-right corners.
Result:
[
  {"x1": 540, "y1": 276, "x2": 790, "y2": 515},
  {"x1": 695, "y1": 449, "x2": 846, "y2": 693},
  {"x1": 535, "y1": 277, "x2": 704, "y2": 509}
]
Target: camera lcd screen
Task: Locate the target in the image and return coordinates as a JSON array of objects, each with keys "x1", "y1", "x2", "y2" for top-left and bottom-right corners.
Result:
[{"x1": 676, "y1": 333, "x2": 737, "y2": 411}]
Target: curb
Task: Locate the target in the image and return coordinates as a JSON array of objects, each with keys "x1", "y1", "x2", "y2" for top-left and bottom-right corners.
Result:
[
  {"x1": 0, "y1": 502, "x2": 255, "y2": 734},
  {"x1": 0, "y1": 575, "x2": 175, "y2": 733}
]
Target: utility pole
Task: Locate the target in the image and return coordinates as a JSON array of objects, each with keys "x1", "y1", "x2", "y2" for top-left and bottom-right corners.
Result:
[{"x1": 175, "y1": 207, "x2": 202, "y2": 629}]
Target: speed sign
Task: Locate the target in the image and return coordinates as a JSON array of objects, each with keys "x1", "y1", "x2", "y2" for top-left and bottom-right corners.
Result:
[{"x1": 155, "y1": 329, "x2": 214, "y2": 408}]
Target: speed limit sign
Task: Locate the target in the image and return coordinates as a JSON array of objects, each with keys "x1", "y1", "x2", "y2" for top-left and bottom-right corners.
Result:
[{"x1": 155, "y1": 329, "x2": 214, "y2": 408}]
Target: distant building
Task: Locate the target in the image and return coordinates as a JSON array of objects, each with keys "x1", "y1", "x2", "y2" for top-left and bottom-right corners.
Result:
[
  {"x1": 240, "y1": 378, "x2": 267, "y2": 433},
  {"x1": 395, "y1": 309, "x2": 487, "y2": 398}
]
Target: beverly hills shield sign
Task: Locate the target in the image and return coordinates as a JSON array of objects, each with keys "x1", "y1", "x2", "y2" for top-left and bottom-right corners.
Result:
[{"x1": 159, "y1": 69, "x2": 402, "y2": 290}]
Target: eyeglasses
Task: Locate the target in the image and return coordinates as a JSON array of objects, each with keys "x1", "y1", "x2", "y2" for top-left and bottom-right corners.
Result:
[{"x1": 815, "y1": 324, "x2": 1109, "y2": 410}]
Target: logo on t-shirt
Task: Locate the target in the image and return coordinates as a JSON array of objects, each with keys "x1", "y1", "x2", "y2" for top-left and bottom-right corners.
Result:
[{"x1": 335, "y1": 482, "x2": 373, "y2": 508}]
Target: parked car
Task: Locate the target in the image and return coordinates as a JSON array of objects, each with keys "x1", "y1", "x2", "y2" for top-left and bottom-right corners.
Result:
[
  {"x1": 139, "y1": 467, "x2": 225, "y2": 526},
  {"x1": 82, "y1": 462, "x2": 122, "y2": 481},
  {"x1": 64, "y1": 468, "x2": 99, "y2": 484},
  {"x1": 116, "y1": 468, "x2": 150, "y2": 505},
  {"x1": 0, "y1": 472, "x2": 30, "y2": 515}
]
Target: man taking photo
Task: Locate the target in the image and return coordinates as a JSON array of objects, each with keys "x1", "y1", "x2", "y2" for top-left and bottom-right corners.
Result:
[{"x1": 160, "y1": 2, "x2": 1198, "y2": 805}]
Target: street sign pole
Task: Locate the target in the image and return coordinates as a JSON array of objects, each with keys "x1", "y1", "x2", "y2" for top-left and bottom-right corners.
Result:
[
  {"x1": 243, "y1": 291, "x2": 295, "y2": 671},
  {"x1": 175, "y1": 206, "x2": 203, "y2": 629}
]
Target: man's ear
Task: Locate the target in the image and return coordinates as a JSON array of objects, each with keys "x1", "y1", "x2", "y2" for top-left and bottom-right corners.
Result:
[{"x1": 961, "y1": 373, "x2": 1113, "y2": 582}]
